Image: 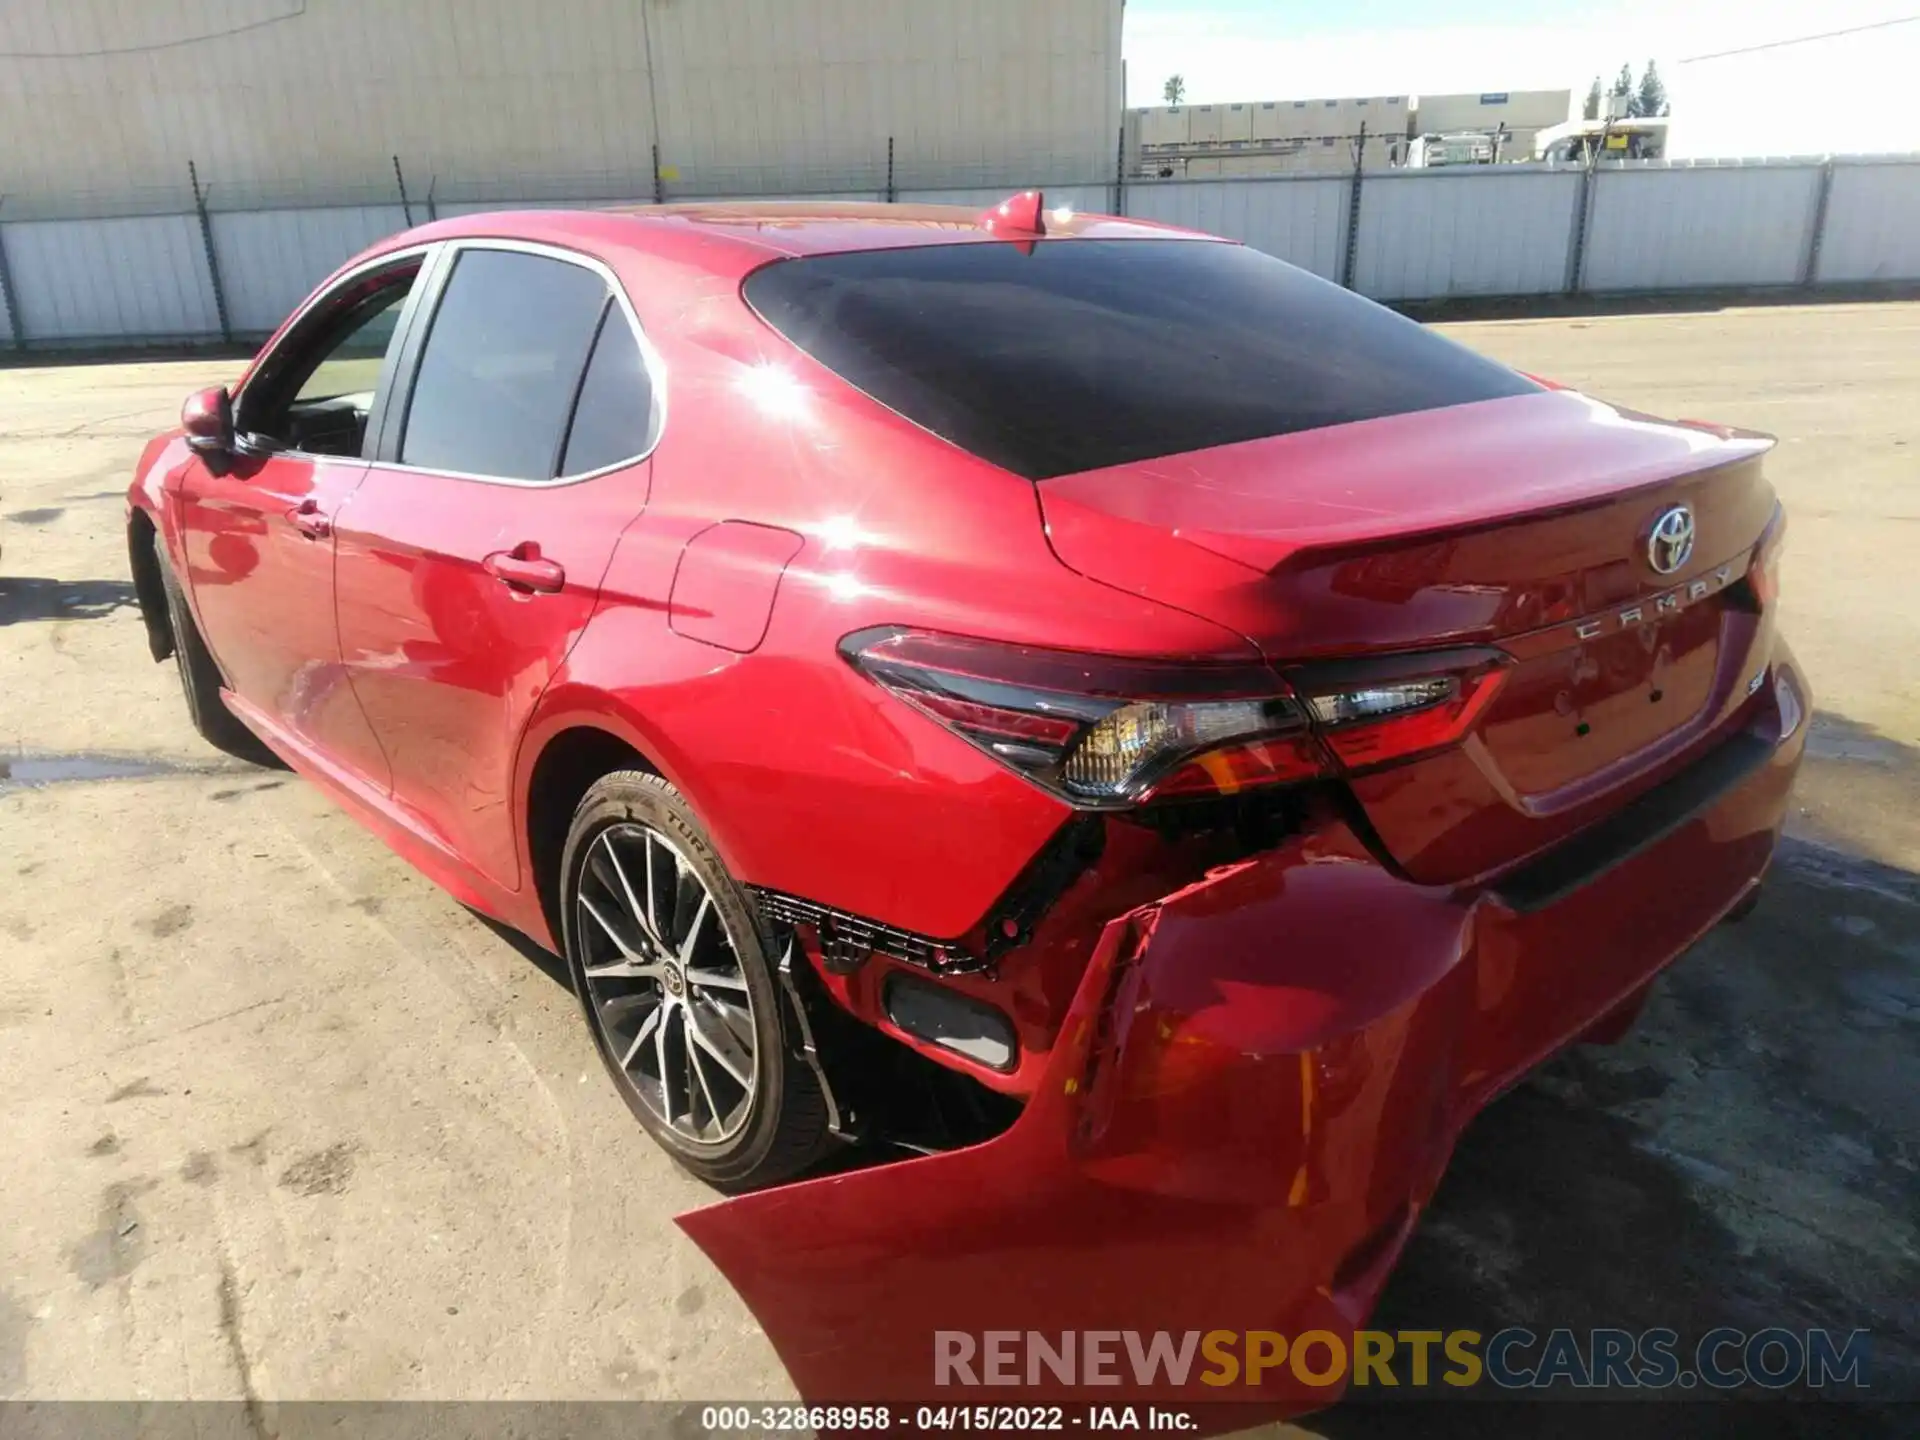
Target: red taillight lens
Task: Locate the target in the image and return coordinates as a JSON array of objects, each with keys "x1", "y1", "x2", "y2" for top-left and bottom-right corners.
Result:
[
  {"x1": 908, "y1": 691, "x2": 1083, "y2": 748},
  {"x1": 1305, "y1": 666, "x2": 1507, "y2": 769},
  {"x1": 1143, "y1": 734, "x2": 1327, "y2": 799},
  {"x1": 843, "y1": 627, "x2": 1510, "y2": 807},
  {"x1": 1746, "y1": 507, "x2": 1786, "y2": 609}
]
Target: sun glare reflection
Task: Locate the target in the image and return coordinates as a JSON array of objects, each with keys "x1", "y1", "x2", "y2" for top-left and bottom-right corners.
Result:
[{"x1": 737, "y1": 361, "x2": 811, "y2": 421}]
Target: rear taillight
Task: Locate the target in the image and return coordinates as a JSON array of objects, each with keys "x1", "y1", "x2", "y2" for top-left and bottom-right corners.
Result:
[
  {"x1": 1746, "y1": 506, "x2": 1786, "y2": 609},
  {"x1": 1294, "y1": 661, "x2": 1507, "y2": 769},
  {"x1": 1058, "y1": 697, "x2": 1316, "y2": 799},
  {"x1": 843, "y1": 627, "x2": 1509, "y2": 808}
]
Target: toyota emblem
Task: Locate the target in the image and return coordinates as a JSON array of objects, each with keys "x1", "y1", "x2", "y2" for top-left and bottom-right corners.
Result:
[{"x1": 1647, "y1": 504, "x2": 1695, "y2": 575}]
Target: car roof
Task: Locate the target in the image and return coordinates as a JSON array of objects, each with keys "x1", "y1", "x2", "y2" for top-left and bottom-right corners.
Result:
[
  {"x1": 602, "y1": 200, "x2": 1198, "y2": 255},
  {"x1": 384, "y1": 199, "x2": 1213, "y2": 277}
]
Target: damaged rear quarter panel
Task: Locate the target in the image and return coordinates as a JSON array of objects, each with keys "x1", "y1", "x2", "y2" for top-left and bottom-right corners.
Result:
[{"x1": 676, "y1": 824, "x2": 1477, "y2": 1413}]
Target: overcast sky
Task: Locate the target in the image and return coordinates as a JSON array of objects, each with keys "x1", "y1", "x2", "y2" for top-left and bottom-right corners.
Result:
[{"x1": 1123, "y1": 1, "x2": 1920, "y2": 156}]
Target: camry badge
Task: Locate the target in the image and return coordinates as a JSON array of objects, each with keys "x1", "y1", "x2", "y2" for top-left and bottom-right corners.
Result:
[
  {"x1": 1572, "y1": 560, "x2": 1735, "y2": 640},
  {"x1": 1647, "y1": 504, "x2": 1696, "y2": 576}
]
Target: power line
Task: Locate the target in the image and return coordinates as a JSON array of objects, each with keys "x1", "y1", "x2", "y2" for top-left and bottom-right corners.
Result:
[
  {"x1": 0, "y1": 2, "x2": 306, "y2": 59},
  {"x1": 1680, "y1": 14, "x2": 1920, "y2": 63}
]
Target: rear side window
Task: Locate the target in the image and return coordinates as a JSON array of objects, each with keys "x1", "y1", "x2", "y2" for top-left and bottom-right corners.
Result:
[
  {"x1": 401, "y1": 249, "x2": 608, "y2": 481},
  {"x1": 560, "y1": 307, "x2": 653, "y2": 476},
  {"x1": 744, "y1": 240, "x2": 1536, "y2": 480}
]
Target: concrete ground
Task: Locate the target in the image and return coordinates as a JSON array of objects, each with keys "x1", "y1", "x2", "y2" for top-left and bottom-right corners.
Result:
[{"x1": 1, "y1": 302, "x2": 1916, "y2": 1428}]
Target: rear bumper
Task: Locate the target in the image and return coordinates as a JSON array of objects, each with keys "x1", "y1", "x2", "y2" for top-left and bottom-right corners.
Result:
[{"x1": 679, "y1": 650, "x2": 1807, "y2": 1412}]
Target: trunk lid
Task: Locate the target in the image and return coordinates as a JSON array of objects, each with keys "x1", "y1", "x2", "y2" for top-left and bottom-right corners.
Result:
[{"x1": 1040, "y1": 390, "x2": 1781, "y2": 883}]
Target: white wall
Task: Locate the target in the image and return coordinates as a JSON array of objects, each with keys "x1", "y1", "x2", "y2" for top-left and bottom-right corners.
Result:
[
  {"x1": 1125, "y1": 176, "x2": 1349, "y2": 279},
  {"x1": 1815, "y1": 159, "x2": 1920, "y2": 283},
  {"x1": 5, "y1": 215, "x2": 220, "y2": 341},
  {"x1": 1357, "y1": 167, "x2": 1582, "y2": 300},
  {"x1": 0, "y1": 0, "x2": 1123, "y2": 207},
  {"x1": 1582, "y1": 162, "x2": 1823, "y2": 291},
  {"x1": 210, "y1": 206, "x2": 410, "y2": 336}
]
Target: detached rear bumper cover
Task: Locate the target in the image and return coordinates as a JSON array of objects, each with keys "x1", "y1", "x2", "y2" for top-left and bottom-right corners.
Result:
[{"x1": 679, "y1": 655, "x2": 1807, "y2": 1412}]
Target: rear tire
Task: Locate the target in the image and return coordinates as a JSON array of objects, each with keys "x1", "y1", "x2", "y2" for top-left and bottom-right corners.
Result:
[
  {"x1": 154, "y1": 542, "x2": 280, "y2": 766},
  {"x1": 560, "y1": 770, "x2": 830, "y2": 1191}
]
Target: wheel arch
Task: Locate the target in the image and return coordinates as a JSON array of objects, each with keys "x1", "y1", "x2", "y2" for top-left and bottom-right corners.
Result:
[
  {"x1": 516, "y1": 689, "x2": 740, "y2": 955},
  {"x1": 125, "y1": 504, "x2": 175, "y2": 662}
]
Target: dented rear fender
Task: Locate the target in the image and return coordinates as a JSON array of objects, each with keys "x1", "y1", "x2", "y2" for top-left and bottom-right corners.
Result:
[{"x1": 676, "y1": 825, "x2": 1479, "y2": 1410}]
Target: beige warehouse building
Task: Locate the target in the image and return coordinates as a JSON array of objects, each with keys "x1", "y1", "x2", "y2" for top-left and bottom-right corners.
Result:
[
  {"x1": 0, "y1": 0, "x2": 1124, "y2": 211},
  {"x1": 1413, "y1": 90, "x2": 1574, "y2": 162}
]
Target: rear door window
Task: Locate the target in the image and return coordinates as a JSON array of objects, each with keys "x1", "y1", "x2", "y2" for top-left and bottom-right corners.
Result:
[
  {"x1": 400, "y1": 248, "x2": 609, "y2": 481},
  {"x1": 559, "y1": 307, "x2": 654, "y2": 476},
  {"x1": 744, "y1": 239, "x2": 1537, "y2": 480}
]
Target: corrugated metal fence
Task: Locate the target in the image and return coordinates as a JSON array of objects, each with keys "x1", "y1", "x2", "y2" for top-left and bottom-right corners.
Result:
[{"x1": 0, "y1": 156, "x2": 1915, "y2": 349}]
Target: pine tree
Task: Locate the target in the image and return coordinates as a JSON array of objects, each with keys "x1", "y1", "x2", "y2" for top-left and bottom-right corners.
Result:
[
  {"x1": 1636, "y1": 61, "x2": 1669, "y2": 119},
  {"x1": 1612, "y1": 63, "x2": 1636, "y2": 117},
  {"x1": 1583, "y1": 77, "x2": 1603, "y2": 121}
]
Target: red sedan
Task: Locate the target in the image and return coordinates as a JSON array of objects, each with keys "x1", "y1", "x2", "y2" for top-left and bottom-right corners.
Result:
[{"x1": 125, "y1": 196, "x2": 1804, "y2": 1408}]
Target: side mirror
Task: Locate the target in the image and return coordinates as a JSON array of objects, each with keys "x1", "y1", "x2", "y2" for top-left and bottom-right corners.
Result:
[{"x1": 182, "y1": 386, "x2": 234, "y2": 457}]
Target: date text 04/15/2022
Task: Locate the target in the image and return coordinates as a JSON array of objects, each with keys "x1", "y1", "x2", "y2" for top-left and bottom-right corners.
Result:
[{"x1": 696, "y1": 1405, "x2": 1195, "y2": 1432}]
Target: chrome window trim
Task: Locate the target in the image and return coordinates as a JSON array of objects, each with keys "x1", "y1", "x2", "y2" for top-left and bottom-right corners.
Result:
[
  {"x1": 231, "y1": 242, "x2": 437, "y2": 461},
  {"x1": 385, "y1": 236, "x2": 668, "y2": 489},
  {"x1": 234, "y1": 235, "x2": 669, "y2": 488}
]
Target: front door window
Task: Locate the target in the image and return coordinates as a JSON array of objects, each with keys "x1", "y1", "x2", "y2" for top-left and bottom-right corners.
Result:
[{"x1": 235, "y1": 262, "x2": 422, "y2": 459}]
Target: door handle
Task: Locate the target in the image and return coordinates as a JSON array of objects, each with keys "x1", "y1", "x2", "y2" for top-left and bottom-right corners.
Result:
[
  {"x1": 484, "y1": 545, "x2": 565, "y2": 594},
  {"x1": 288, "y1": 499, "x2": 332, "y2": 540}
]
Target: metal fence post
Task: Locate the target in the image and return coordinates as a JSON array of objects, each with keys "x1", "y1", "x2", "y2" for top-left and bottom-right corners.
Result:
[
  {"x1": 1340, "y1": 120, "x2": 1367, "y2": 290},
  {"x1": 1114, "y1": 123, "x2": 1126, "y2": 217},
  {"x1": 1803, "y1": 157, "x2": 1836, "y2": 288},
  {"x1": 886, "y1": 136, "x2": 896, "y2": 203},
  {"x1": 1566, "y1": 158, "x2": 1597, "y2": 295},
  {"x1": 393, "y1": 155, "x2": 414, "y2": 227},
  {"x1": 0, "y1": 198, "x2": 24, "y2": 351},
  {"x1": 424, "y1": 175, "x2": 438, "y2": 223},
  {"x1": 652, "y1": 143, "x2": 664, "y2": 204},
  {"x1": 188, "y1": 161, "x2": 233, "y2": 344}
]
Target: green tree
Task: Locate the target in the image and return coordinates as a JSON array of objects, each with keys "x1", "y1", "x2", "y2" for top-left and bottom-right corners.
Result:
[
  {"x1": 1611, "y1": 63, "x2": 1636, "y2": 116},
  {"x1": 1636, "y1": 61, "x2": 1669, "y2": 118},
  {"x1": 1583, "y1": 77, "x2": 1603, "y2": 121},
  {"x1": 1163, "y1": 74, "x2": 1186, "y2": 105}
]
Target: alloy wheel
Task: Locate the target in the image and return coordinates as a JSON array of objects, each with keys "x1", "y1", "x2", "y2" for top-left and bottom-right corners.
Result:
[{"x1": 575, "y1": 823, "x2": 758, "y2": 1144}]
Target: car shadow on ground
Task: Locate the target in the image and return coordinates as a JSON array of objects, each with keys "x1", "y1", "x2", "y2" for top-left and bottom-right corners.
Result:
[
  {"x1": 466, "y1": 906, "x2": 571, "y2": 993},
  {"x1": 1313, "y1": 711, "x2": 1920, "y2": 1438},
  {"x1": 0, "y1": 576, "x2": 137, "y2": 625}
]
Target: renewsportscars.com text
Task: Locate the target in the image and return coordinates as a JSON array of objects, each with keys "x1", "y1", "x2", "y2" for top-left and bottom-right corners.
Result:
[{"x1": 934, "y1": 1328, "x2": 1871, "y2": 1391}]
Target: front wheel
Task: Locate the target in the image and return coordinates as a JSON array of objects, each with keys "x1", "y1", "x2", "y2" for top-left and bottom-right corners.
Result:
[
  {"x1": 559, "y1": 770, "x2": 830, "y2": 1191},
  {"x1": 153, "y1": 540, "x2": 280, "y2": 766}
]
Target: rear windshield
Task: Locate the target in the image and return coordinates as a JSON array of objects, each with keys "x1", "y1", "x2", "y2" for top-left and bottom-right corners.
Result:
[{"x1": 745, "y1": 239, "x2": 1536, "y2": 480}]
